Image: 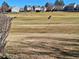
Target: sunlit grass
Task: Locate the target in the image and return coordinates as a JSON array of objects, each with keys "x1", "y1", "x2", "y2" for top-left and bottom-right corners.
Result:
[{"x1": 5, "y1": 12, "x2": 79, "y2": 59}]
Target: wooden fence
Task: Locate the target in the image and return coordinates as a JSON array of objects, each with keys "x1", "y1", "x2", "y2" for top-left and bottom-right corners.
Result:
[{"x1": 0, "y1": 15, "x2": 12, "y2": 54}]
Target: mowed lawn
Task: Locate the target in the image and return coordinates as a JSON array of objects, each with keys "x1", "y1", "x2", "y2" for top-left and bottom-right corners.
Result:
[
  {"x1": 5, "y1": 12, "x2": 79, "y2": 59},
  {"x1": 7, "y1": 12, "x2": 79, "y2": 34}
]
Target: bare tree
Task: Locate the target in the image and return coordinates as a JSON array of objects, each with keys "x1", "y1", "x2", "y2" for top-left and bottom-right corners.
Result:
[{"x1": 45, "y1": 2, "x2": 53, "y2": 11}]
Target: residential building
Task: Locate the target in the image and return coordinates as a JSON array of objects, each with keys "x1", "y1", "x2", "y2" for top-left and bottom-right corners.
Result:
[
  {"x1": 74, "y1": 5, "x2": 79, "y2": 11},
  {"x1": 1, "y1": 1, "x2": 11, "y2": 12},
  {"x1": 11, "y1": 7, "x2": 20, "y2": 12},
  {"x1": 64, "y1": 3, "x2": 75, "y2": 12},
  {"x1": 27, "y1": 6, "x2": 32, "y2": 12},
  {"x1": 19, "y1": 8, "x2": 24, "y2": 12},
  {"x1": 34, "y1": 6, "x2": 41, "y2": 12}
]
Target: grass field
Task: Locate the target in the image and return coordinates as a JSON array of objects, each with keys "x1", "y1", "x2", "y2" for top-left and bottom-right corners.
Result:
[{"x1": 5, "y1": 12, "x2": 79, "y2": 59}]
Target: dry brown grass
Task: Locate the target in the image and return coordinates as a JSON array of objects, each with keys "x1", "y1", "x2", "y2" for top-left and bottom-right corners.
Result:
[
  {"x1": 4, "y1": 12, "x2": 79, "y2": 59},
  {"x1": 11, "y1": 25, "x2": 79, "y2": 34}
]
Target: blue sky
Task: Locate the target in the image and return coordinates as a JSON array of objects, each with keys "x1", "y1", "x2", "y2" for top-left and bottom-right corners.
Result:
[{"x1": 0, "y1": 0, "x2": 79, "y2": 7}]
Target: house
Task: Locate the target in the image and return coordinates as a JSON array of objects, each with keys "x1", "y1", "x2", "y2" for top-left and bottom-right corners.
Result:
[
  {"x1": 41, "y1": 6, "x2": 47, "y2": 12},
  {"x1": 1, "y1": 1, "x2": 11, "y2": 12},
  {"x1": 74, "y1": 5, "x2": 79, "y2": 12},
  {"x1": 64, "y1": 3, "x2": 79, "y2": 12},
  {"x1": 11, "y1": 7, "x2": 20, "y2": 12},
  {"x1": 32, "y1": 6, "x2": 47, "y2": 12},
  {"x1": 64, "y1": 3, "x2": 75, "y2": 12},
  {"x1": 19, "y1": 8, "x2": 24, "y2": 12},
  {"x1": 53, "y1": 6, "x2": 64, "y2": 11},
  {"x1": 34, "y1": 6, "x2": 41, "y2": 12},
  {"x1": 0, "y1": 7, "x2": 2, "y2": 13},
  {"x1": 2, "y1": 1, "x2": 11, "y2": 12},
  {"x1": 27, "y1": 6, "x2": 32, "y2": 12}
]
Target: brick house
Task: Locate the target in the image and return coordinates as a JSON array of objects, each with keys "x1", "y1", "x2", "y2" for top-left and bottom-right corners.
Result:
[{"x1": 1, "y1": 1, "x2": 11, "y2": 12}]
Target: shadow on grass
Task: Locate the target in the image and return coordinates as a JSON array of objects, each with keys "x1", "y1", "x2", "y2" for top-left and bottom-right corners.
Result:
[{"x1": 7, "y1": 39, "x2": 79, "y2": 59}]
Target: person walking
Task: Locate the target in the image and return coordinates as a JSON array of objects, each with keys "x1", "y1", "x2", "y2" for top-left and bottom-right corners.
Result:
[{"x1": 48, "y1": 15, "x2": 52, "y2": 24}]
